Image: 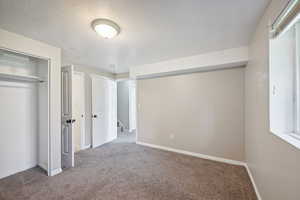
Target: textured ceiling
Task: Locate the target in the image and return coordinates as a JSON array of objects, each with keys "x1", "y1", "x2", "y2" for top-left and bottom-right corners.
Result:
[{"x1": 0, "y1": 0, "x2": 270, "y2": 73}]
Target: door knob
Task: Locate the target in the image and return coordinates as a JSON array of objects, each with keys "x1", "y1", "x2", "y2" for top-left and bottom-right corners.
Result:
[
  {"x1": 66, "y1": 119, "x2": 76, "y2": 124},
  {"x1": 92, "y1": 114, "x2": 98, "y2": 118}
]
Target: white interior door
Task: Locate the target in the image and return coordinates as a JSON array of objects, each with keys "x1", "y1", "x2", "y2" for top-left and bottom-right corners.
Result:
[
  {"x1": 91, "y1": 76, "x2": 117, "y2": 148},
  {"x1": 72, "y1": 72, "x2": 85, "y2": 152},
  {"x1": 61, "y1": 66, "x2": 75, "y2": 168}
]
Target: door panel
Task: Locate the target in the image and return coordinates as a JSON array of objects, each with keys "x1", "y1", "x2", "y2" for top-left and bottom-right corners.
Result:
[
  {"x1": 91, "y1": 76, "x2": 117, "y2": 148},
  {"x1": 92, "y1": 76, "x2": 108, "y2": 148},
  {"x1": 61, "y1": 66, "x2": 74, "y2": 169},
  {"x1": 72, "y1": 72, "x2": 85, "y2": 152}
]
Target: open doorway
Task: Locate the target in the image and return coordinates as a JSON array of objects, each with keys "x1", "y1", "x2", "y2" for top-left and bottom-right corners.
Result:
[
  {"x1": 116, "y1": 80, "x2": 137, "y2": 143},
  {"x1": 62, "y1": 67, "x2": 118, "y2": 170}
]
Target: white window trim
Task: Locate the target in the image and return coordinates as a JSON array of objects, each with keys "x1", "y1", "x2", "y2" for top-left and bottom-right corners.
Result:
[
  {"x1": 269, "y1": 19, "x2": 300, "y2": 150},
  {"x1": 294, "y1": 23, "x2": 300, "y2": 135},
  {"x1": 271, "y1": 131, "x2": 300, "y2": 149},
  {"x1": 270, "y1": 24, "x2": 300, "y2": 149},
  {"x1": 291, "y1": 132, "x2": 300, "y2": 140}
]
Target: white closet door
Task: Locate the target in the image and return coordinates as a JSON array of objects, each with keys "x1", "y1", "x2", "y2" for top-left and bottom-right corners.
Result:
[
  {"x1": 61, "y1": 66, "x2": 75, "y2": 169},
  {"x1": 72, "y1": 72, "x2": 85, "y2": 152},
  {"x1": 91, "y1": 76, "x2": 117, "y2": 148},
  {"x1": 0, "y1": 82, "x2": 38, "y2": 179}
]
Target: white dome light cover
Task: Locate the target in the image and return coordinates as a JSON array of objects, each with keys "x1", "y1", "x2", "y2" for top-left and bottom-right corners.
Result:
[{"x1": 92, "y1": 18, "x2": 121, "y2": 39}]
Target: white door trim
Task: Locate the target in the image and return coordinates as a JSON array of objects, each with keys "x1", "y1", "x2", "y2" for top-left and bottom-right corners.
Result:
[{"x1": 129, "y1": 80, "x2": 137, "y2": 132}]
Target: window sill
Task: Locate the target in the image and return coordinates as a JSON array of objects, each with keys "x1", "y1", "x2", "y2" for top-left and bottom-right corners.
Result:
[{"x1": 271, "y1": 131, "x2": 300, "y2": 150}]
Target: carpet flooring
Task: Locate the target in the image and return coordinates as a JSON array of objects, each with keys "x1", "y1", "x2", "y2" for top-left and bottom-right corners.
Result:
[{"x1": 0, "y1": 136, "x2": 257, "y2": 200}]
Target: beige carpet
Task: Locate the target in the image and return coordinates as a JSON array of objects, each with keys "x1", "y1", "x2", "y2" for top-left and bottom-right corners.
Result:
[{"x1": 0, "y1": 139, "x2": 257, "y2": 200}]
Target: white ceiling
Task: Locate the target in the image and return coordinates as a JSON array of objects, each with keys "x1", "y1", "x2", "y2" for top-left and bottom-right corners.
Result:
[{"x1": 0, "y1": 0, "x2": 270, "y2": 73}]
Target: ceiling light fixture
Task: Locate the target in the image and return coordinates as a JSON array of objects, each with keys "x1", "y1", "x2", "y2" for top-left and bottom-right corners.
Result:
[{"x1": 91, "y1": 18, "x2": 121, "y2": 39}]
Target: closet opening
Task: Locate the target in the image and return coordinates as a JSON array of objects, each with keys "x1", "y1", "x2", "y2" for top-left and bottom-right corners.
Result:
[{"x1": 0, "y1": 48, "x2": 50, "y2": 179}]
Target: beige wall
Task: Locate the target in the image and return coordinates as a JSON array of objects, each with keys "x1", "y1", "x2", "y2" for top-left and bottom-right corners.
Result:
[
  {"x1": 245, "y1": 0, "x2": 300, "y2": 199},
  {"x1": 137, "y1": 68, "x2": 245, "y2": 161}
]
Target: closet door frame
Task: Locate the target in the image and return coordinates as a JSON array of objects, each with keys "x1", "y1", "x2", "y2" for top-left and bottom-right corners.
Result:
[
  {"x1": 0, "y1": 46, "x2": 51, "y2": 176},
  {"x1": 45, "y1": 59, "x2": 50, "y2": 175},
  {"x1": 1, "y1": 29, "x2": 62, "y2": 177}
]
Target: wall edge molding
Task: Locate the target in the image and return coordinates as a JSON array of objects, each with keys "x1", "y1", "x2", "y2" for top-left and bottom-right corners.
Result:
[
  {"x1": 82, "y1": 145, "x2": 92, "y2": 150},
  {"x1": 49, "y1": 168, "x2": 62, "y2": 176},
  {"x1": 130, "y1": 46, "x2": 249, "y2": 79},
  {"x1": 136, "y1": 141, "x2": 245, "y2": 166},
  {"x1": 244, "y1": 164, "x2": 262, "y2": 200}
]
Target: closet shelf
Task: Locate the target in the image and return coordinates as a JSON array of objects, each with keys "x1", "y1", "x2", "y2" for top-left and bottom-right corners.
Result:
[{"x1": 0, "y1": 72, "x2": 44, "y2": 83}]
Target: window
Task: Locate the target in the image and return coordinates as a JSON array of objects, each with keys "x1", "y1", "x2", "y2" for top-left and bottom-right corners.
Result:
[{"x1": 270, "y1": 0, "x2": 300, "y2": 149}]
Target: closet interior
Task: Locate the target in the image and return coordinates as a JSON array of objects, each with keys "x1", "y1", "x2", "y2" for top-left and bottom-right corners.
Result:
[{"x1": 0, "y1": 48, "x2": 49, "y2": 179}]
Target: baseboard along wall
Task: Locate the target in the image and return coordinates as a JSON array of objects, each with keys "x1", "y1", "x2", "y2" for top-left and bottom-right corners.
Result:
[{"x1": 49, "y1": 168, "x2": 62, "y2": 176}]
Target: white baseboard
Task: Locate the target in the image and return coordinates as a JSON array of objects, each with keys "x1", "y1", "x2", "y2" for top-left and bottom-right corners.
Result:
[
  {"x1": 82, "y1": 144, "x2": 91, "y2": 150},
  {"x1": 38, "y1": 163, "x2": 47, "y2": 171},
  {"x1": 0, "y1": 163, "x2": 37, "y2": 179},
  {"x1": 245, "y1": 164, "x2": 262, "y2": 200},
  {"x1": 136, "y1": 141, "x2": 261, "y2": 199},
  {"x1": 49, "y1": 168, "x2": 62, "y2": 176},
  {"x1": 136, "y1": 141, "x2": 245, "y2": 166}
]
